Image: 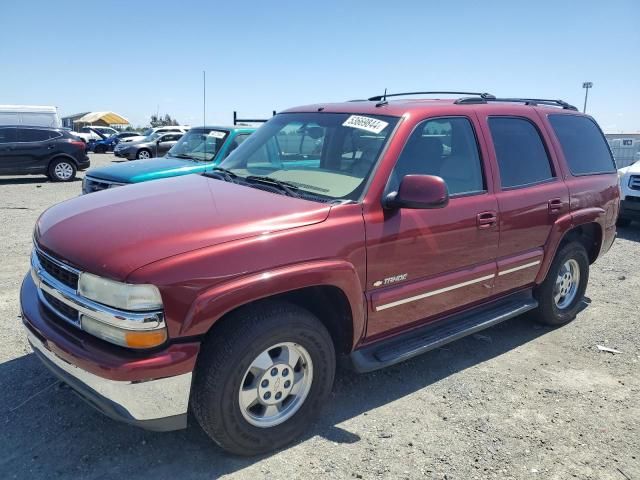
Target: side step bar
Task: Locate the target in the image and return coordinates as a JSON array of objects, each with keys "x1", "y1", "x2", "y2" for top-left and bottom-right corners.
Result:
[{"x1": 350, "y1": 291, "x2": 538, "y2": 373}]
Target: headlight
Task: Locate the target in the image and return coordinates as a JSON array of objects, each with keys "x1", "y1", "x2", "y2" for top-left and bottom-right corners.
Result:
[{"x1": 78, "y1": 272, "x2": 163, "y2": 311}]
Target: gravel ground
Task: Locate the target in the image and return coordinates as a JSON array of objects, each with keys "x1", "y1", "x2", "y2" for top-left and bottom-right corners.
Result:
[{"x1": 1, "y1": 154, "x2": 638, "y2": 479}]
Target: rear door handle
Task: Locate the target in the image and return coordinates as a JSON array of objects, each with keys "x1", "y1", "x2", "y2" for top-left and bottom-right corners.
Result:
[
  {"x1": 477, "y1": 211, "x2": 498, "y2": 229},
  {"x1": 548, "y1": 198, "x2": 564, "y2": 213}
]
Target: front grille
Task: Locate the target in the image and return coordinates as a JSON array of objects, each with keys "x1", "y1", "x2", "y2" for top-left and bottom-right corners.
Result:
[
  {"x1": 36, "y1": 251, "x2": 79, "y2": 289},
  {"x1": 42, "y1": 291, "x2": 79, "y2": 324},
  {"x1": 629, "y1": 175, "x2": 640, "y2": 191}
]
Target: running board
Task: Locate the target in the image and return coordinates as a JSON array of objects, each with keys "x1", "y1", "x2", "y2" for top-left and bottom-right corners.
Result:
[{"x1": 350, "y1": 291, "x2": 538, "y2": 373}]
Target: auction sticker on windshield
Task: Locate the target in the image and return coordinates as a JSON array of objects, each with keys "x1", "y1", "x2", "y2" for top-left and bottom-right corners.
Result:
[
  {"x1": 342, "y1": 115, "x2": 389, "y2": 134},
  {"x1": 208, "y1": 131, "x2": 226, "y2": 139}
]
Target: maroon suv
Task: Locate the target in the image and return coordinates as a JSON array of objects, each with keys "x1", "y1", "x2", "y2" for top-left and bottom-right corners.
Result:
[{"x1": 21, "y1": 92, "x2": 619, "y2": 455}]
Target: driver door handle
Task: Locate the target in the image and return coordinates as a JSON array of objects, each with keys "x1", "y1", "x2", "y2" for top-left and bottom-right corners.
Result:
[{"x1": 477, "y1": 211, "x2": 498, "y2": 229}]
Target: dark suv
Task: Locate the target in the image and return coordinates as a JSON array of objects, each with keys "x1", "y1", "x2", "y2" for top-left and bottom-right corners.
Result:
[
  {"x1": 0, "y1": 126, "x2": 89, "y2": 181},
  {"x1": 21, "y1": 92, "x2": 618, "y2": 455}
]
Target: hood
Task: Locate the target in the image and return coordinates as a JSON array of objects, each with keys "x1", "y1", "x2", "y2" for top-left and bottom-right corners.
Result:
[
  {"x1": 87, "y1": 156, "x2": 206, "y2": 183},
  {"x1": 36, "y1": 175, "x2": 331, "y2": 281},
  {"x1": 619, "y1": 160, "x2": 640, "y2": 175}
]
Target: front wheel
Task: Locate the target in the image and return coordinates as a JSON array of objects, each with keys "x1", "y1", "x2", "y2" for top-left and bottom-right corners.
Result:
[
  {"x1": 532, "y1": 241, "x2": 589, "y2": 326},
  {"x1": 191, "y1": 301, "x2": 335, "y2": 456}
]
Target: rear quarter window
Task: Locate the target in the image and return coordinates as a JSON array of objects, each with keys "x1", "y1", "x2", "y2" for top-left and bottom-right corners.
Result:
[{"x1": 548, "y1": 114, "x2": 616, "y2": 175}]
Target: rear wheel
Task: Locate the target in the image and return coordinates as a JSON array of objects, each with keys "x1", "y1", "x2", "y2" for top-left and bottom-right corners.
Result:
[
  {"x1": 532, "y1": 241, "x2": 589, "y2": 326},
  {"x1": 48, "y1": 158, "x2": 76, "y2": 182},
  {"x1": 136, "y1": 149, "x2": 151, "y2": 160},
  {"x1": 191, "y1": 301, "x2": 335, "y2": 456},
  {"x1": 94, "y1": 144, "x2": 107, "y2": 154}
]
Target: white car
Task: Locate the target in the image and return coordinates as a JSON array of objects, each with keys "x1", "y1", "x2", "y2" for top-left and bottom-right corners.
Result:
[
  {"x1": 617, "y1": 160, "x2": 640, "y2": 226},
  {"x1": 74, "y1": 126, "x2": 119, "y2": 142},
  {"x1": 119, "y1": 126, "x2": 190, "y2": 144}
]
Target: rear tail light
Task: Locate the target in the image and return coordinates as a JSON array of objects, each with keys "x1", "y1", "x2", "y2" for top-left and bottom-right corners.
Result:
[{"x1": 69, "y1": 140, "x2": 86, "y2": 149}]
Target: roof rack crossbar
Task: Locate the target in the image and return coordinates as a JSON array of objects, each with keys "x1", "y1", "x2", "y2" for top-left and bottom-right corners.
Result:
[
  {"x1": 367, "y1": 91, "x2": 495, "y2": 101},
  {"x1": 233, "y1": 110, "x2": 277, "y2": 125},
  {"x1": 455, "y1": 97, "x2": 577, "y2": 110}
]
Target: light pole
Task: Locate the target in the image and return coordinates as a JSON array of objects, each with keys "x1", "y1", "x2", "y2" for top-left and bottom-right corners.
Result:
[{"x1": 582, "y1": 82, "x2": 593, "y2": 113}]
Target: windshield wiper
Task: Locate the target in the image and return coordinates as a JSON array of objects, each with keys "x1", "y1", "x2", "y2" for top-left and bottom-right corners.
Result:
[
  {"x1": 203, "y1": 167, "x2": 238, "y2": 182},
  {"x1": 245, "y1": 175, "x2": 300, "y2": 198},
  {"x1": 170, "y1": 153, "x2": 198, "y2": 160}
]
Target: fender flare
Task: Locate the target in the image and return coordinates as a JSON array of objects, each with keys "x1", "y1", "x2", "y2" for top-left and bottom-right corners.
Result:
[
  {"x1": 535, "y1": 207, "x2": 605, "y2": 284},
  {"x1": 180, "y1": 259, "x2": 366, "y2": 347},
  {"x1": 48, "y1": 153, "x2": 80, "y2": 168}
]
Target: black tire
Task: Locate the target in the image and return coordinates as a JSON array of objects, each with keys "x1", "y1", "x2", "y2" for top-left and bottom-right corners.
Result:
[
  {"x1": 136, "y1": 149, "x2": 151, "y2": 160},
  {"x1": 94, "y1": 145, "x2": 107, "y2": 154},
  {"x1": 616, "y1": 217, "x2": 632, "y2": 227},
  {"x1": 191, "y1": 300, "x2": 335, "y2": 456},
  {"x1": 532, "y1": 241, "x2": 589, "y2": 326},
  {"x1": 48, "y1": 158, "x2": 77, "y2": 182}
]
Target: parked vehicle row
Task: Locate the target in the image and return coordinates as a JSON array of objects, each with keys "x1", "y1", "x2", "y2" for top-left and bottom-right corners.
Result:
[
  {"x1": 83, "y1": 126, "x2": 255, "y2": 193},
  {"x1": 118, "y1": 125, "x2": 190, "y2": 144},
  {"x1": 20, "y1": 92, "x2": 619, "y2": 455},
  {"x1": 73, "y1": 126, "x2": 119, "y2": 143},
  {"x1": 89, "y1": 130, "x2": 142, "y2": 153}
]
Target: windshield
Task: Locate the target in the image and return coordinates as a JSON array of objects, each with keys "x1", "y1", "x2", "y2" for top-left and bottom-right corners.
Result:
[
  {"x1": 167, "y1": 128, "x2": 229, "y2": 161},
  {"x1": 218, "y1": 112, "x2": 398, "y2": 201},
  {"x1": 142, "y1": 128, "x2": 153, "y2": 136}
]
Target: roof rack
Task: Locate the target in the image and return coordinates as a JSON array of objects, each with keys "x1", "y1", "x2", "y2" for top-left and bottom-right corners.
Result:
[
  {"x1": 233, "y1": 110, "x2": 276, "y2": 126},
  {"x1": 367, "y1": 91, "x2": 496, "y2": 101},
  {"x1": 455, "y1": 97, "x2": 578, "y2": 110}
]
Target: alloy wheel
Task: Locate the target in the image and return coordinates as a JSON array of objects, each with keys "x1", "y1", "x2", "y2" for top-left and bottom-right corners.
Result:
[
  {"x1": 238, "y1": 342, "x2": 313, "y2": 428},
  {"x1": 554, "y1": 258, "x2": 580, "y2": 309}
]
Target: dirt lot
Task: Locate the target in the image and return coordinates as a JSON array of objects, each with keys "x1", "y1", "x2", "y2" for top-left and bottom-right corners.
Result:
[{"x1": 0, "y1": 154, "x2": 638, "y2": 480}]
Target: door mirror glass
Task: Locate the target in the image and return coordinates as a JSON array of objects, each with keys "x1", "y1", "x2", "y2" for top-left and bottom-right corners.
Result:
[{"x1": 384, "y1": 174, "x2": 449, "y2": 209}]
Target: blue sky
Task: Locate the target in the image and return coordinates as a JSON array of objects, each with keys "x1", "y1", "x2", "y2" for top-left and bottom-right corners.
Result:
[{"x1": 1, "y1": 0, "x2": 638, "y2": 132}]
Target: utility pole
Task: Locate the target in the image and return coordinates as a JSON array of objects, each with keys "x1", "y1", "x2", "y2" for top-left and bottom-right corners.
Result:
[{"x1": 582, "y1": 82, "x2": 593, "y2": 113}]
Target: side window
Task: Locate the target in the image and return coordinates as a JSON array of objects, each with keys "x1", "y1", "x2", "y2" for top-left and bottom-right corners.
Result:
[
  {"x1": 0, "y1": 127, "x2": 17, "y2": 143},
  {"x1": 489, "y1": 117, "x2": 554, "y2": 188},
  {"x1": 18, "y1": 128, "x2": 50, "y2": 142},
  {"x1": 221, "y1": 133, "x2": 250, "y2": 160},
  {"x1": 389, "y1": 117, "x2": 485, "y2": 196},
  {"x1": 548, "y1": 114, "x2": 615, "y2": 175}
]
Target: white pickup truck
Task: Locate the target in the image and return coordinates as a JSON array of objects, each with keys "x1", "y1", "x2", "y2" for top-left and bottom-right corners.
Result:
[{"x1": 618, "y1": 158, "x2": 640, "y2": 226}]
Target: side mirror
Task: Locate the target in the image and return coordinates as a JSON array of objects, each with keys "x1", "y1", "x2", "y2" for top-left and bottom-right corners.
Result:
[{"x1": 384, "y1": 174, "x2": 449, "y2": 209}]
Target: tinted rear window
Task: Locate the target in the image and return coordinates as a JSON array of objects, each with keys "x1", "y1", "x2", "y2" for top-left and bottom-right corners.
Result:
[
  {"x1": 489, "y1": 117, "x2": 554, "y2": 188},
  {"x1": 18, "y1": 128, "x2": 51, "y2": 142},
  {"x1": 548, "y1": 114, "x2": 616, "y2": 174}
]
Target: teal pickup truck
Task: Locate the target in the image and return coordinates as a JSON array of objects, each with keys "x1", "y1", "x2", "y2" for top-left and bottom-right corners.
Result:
[{"x1": 82, "y1": 126, "x2": 256, "y2": 194}]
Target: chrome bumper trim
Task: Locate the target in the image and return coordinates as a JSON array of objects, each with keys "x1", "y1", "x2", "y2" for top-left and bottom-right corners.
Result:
[
  {"x1": 26, "y1": 328, "x2": 192, "y2": 422},
  {"x1": 31, "y1": 250, "x2": 163, "y2": 331}
]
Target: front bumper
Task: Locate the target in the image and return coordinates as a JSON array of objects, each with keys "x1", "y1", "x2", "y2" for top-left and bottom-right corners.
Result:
[
  {"x1": 20, "y1": 272, "x2": 199, "y2": 431},
  {"x1": 26, "y1": 326, "x2": 191, "y2": 431},
  {"x1": 114, "y1": 149, "x2": 135, "y2": 160},
  {"x1": 620, "y1": 197, "x2": 640, "y2": 220}
]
